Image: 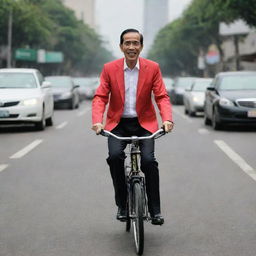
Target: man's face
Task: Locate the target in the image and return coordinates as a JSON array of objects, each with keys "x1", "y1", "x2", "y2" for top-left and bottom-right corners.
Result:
[{"x1": 120, "y1": 32, "x2": 143, "y2": 62}]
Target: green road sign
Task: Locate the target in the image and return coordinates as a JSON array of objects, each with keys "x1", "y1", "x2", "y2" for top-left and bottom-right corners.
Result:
[
  {"x1": 15, "y1": 49, "x2": 37, "y2": 61},
  {"x1": 45, "y1": 52, "x2": 64, "y2": 63}
]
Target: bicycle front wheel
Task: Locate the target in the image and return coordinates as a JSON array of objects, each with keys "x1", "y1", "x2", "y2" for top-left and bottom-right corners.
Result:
[
  {"x1": 132, "y1": 182, "x2": 144, "y2": 255},
  {"x1": 126, "y1": 200, "x2": 131, "y2": 232}
]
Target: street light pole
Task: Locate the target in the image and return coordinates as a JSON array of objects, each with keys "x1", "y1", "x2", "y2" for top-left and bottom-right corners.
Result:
[{"x1": 7, "y1": 5, "x2": 13, "y2": 68}]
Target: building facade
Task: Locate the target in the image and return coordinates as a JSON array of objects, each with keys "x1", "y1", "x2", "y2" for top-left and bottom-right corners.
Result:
[
  {"x1": 143, "y1": 0, "x2": 169, "y2": 56},
  {"x1": 62, "y1": 0, "x2": 95, "y2": 29}
]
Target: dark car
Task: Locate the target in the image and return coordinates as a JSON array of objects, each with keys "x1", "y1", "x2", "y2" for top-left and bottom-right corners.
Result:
[
  {"x1": 204, "y1": 71, "x2": 256, "y2": 130},
  {"x1": 45, "y1": 76, "x2": 80, "y2": 109},
  {"x1": 170, "y1": 77, "x2": 196, "y2": 105}
]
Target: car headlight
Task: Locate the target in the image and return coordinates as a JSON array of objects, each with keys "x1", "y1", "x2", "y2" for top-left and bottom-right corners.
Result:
[
  {"x1": 192, "y1": 96, "x2": 199, "y2": 102},
  {"x1": 22, "y1": 98, "x2": 39, "y2": 106},
  {"x1": 219, "y1": 97, "x2": 234, "y2": 107}
]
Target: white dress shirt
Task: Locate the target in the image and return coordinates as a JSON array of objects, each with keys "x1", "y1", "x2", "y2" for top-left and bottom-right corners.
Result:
[{"x1": 122, "y1": 60, "x2": 140, "y2": 118}]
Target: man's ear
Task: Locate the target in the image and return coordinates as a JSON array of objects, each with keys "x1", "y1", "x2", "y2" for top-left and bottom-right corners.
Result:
[{"x1": 119, "y1": 44, "x2": 124, "y2": 53}]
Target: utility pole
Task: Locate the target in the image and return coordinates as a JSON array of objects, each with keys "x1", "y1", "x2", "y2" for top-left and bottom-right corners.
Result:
[
  {"x1": 7, "y1": 6, "x2": 13, "y2": 68},
  {"x1": 234, "y1": 35, "x2": 240, "y2": 71}
]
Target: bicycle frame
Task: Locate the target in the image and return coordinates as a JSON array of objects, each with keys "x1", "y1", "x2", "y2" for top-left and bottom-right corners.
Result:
[
  {"x1": 126, "y1": 140, "x2": 149, "y2": 220},
  {"x1": 100, "y1": 129, "x2": 165, "y2": 220}
]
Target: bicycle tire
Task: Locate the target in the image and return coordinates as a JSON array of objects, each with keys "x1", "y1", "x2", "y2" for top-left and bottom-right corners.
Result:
[
  {"x1": 132, "y1": 182, "x2": 144, "y2": 255},
  {"x1": 126, "y1": 200, "x2": 131, "y2": 232}
]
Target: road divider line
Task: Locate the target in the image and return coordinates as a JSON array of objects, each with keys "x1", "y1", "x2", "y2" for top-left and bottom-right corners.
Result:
[
  {"x1": 214, "y1": 140, "x2": 256, "y2": 181},
  {"x1": 198, "y1": 128, "x2": 210, "y2": 134},
  {"x1": 77, "y1": 107, "x2": 91, "y2": 117},
  {"x1": 56, "y1": 121, "x2": 68, "y2": 129},
  {"x1": 10, "y1": 139, "x2": 43, "y2": 159},
  {"x1": 0, "y1": 164, "x2": 8, "y2": 172},
  {"x1": 172, "y1": 108, "x2": 192, "y2": 123}
]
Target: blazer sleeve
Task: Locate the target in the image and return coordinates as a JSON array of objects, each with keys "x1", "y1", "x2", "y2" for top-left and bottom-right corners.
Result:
[
  {"x1": 92, "y1": 65, "x2": 110, "y2": 124},
  {"x1": 152, "y1": 64, "x2": 173, "y2": 122}
]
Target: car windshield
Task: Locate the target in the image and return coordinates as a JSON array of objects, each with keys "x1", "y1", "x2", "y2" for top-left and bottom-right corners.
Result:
[
  {"x1": 73, "y1": 78, "x2": 98, "y2": 88},
  {"x1": 0, "y1": 73, "x2": 37, "y2": 88},
  {"x1": 219, "y1": 75, "x2": 256, "y2": 90},
  {"x1": 192, "y1": 80, "x2": 213, "y2": 91},
  {"x1": 163, "y1": 78, "x2": 174, "y2": 87},
  {"x1": 176, "y1": 78, "x2": 195, "y2": 88},
  {"x1": 45, "y1": 77, "x2": 72, "y2": 88}
]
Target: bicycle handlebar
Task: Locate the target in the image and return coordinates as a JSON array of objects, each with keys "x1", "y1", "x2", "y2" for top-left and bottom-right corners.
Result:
[{"x1": 100, "y1": 128, "x2": 166, "y2": 141}]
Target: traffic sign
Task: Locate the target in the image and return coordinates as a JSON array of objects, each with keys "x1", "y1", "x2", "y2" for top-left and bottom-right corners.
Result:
[{"x1": 15, "y1": 49, "x2": 37, "y2": 61}]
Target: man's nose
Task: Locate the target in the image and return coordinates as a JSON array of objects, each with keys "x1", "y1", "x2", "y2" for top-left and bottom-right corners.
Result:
[{"x1": 128, "y1": 43, "x2": 135, "y2": 50}]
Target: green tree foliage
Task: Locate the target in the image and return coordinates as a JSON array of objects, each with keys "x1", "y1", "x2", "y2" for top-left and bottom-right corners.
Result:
[
  {"x1": 0, "y1": 0, "x2": 113, "y2": 74},
  {"x1": 148, "y1": 0, "x2": 256, "y2": 76},
  {"x1": 0, "y1": 0, "x2": 53, "y2": 47}
]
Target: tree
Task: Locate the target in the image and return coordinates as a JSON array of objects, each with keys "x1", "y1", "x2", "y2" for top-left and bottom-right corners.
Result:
[
  {"x1": 148, "y1": 0, "x2": 256, "y2": 76},
  {"x1": 0, "y1": 0, "x2": 113, "y2": 74}
]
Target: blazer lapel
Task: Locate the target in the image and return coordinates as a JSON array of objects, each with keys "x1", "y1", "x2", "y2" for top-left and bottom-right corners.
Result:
[
  {"x1": 136, "y1": 58, "x2": 147, "y2": 99},
  {"x1": 115, "y1": 59, "x2": 125, "y2": 103}
]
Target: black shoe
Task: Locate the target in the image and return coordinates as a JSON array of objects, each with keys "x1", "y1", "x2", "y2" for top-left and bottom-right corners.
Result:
[
  {"x1": 151, "y1": 213, "x2": 164, "y2": 225},
  {"x1": 116, "y1": 207, "x2": 127, "y2": 222}
]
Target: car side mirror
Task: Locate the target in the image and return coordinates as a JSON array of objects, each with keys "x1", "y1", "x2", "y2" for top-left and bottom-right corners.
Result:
[
  {"x1": 42, "y1": 81, "x2": 51, "y2": 88},
  {"x1": 206, "y1": 86, "x2": 215, "y2": 91}
]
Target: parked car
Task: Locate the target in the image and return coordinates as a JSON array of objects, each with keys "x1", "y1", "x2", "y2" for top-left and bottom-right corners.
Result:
[
  {"x1": 170, "y1": 77, "x2": 196, "y2": 105},
  {"x1": 45, "y1": 76, "x2": 79, "y2": 109},
  {"x1": 163, "y1": 77, "x2": 174, "y2": 96},
  {"x1": 204, "y1": 71, "x2": 256, "y2": 130},
  {"x1": 73, "y1": 77, "x2": 99, "y2": 100},
  {"x1": 0, "y1": 68, "x2": 54, "y2": 130},
  {"x1": 184, "y1": 78, "x2": 213, "y2": 116}
]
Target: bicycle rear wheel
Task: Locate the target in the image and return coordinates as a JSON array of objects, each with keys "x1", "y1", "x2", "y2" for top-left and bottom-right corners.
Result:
[{"x1": 132, "y1": 182, "x2": 144, "y2": 255}]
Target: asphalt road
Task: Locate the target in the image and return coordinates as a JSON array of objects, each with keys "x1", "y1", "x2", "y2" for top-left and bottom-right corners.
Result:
[{"x1": 0, "y1": 102, "x2": 255, "y2": 256}]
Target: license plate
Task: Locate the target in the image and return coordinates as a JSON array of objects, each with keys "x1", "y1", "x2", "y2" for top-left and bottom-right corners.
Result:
[
  {"x1": 247, "y1": 109, "x2": 256, "y2": 118},
  {"x1": 0, "y1": 110, "x2": 10, "y2": 118}
]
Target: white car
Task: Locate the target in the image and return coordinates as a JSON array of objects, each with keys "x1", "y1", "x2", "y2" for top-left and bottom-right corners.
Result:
[
  {"x1": 0, "y1": 68, "x2": 54, "y2": 130},
  {"x1": 184, "y1": 78, "x2": 213, "y2": 116}
]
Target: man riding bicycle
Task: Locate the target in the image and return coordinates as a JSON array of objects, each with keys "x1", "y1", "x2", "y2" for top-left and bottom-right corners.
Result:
[{"x1": 92, "y1": 28, "x2": 174, "y2": 225}]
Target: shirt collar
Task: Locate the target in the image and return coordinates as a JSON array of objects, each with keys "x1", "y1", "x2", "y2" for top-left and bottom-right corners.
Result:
[{"x1": 123, "y1": 59, "x2": 140, "y2": 71}]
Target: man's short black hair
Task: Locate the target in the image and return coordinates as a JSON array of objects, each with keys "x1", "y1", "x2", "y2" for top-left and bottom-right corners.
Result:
[{"x1": 120, "y1": 28, "x2": 143, "y2": 45}]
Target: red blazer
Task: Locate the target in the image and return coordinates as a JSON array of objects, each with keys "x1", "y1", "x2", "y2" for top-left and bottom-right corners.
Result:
[{"x1": 92, "y1": 57, "x2": 172, "y2": 133}]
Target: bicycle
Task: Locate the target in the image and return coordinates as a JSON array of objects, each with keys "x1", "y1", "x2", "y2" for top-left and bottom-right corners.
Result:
[{"x1": 100, "y1": 128, "x2": 166, "y2": 255}]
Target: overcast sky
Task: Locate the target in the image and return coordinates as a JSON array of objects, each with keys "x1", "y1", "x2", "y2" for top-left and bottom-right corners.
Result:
[{"x1": 95, "y1": 0, "x2": 192, "y2": 57}]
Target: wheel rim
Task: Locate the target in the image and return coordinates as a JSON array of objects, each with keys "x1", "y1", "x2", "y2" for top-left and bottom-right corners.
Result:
[
  {"x1": 132, "y1": 183, "x2": 144, "y2": 255},
  {"x1": 133, "y1": 220, "x2": 140, "y2": 251}
]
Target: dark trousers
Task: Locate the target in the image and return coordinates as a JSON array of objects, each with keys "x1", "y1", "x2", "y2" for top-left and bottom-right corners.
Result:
[{"x1": 106, "y1": 118, "x2": 161, "y2": 215}]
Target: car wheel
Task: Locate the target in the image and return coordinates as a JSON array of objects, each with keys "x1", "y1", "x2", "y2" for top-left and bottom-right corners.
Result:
[
  {"x1": 212, "y1": 107, "x2": 222, "y2": 130},
  {"x1": 69, "y1": 98, "x2": 75, "y2": 110},
  {"x1": 184, "y1": 108, "x2": 188, "y2": 115},
  {"x1": 76, "y1": 100, "x2": 79, "y2": 109},
  {"x1": 46, "y1": 115, "x2": 53, "y2": 126},
  {"x1": 204, "y1": 113, "x2": 211, "y2": 125},
  {"x1": 35, "y1": 107, "x2": 46, "y2": 131},
  {"x1": 188, "y1": 107, "x2": 195, "y2": 117}
]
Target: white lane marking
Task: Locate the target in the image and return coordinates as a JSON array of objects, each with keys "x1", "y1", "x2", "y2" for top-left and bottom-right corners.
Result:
[
  {"x1": 172, "y1": 108, "x2": 192, "y2": 123},
  {"x1": 10, "y1": 139, "x2": 43, "y2": 159},
  {"x1": 0, "y1": 164, "x2": 8, "y2": 172},
  {"x1": 198, "y1": 128, "x2": 210, "y2": 134},
  {"x1": 214, "y1": 140, "x2": 256, "y2": 181},
  {"x1": 77, "y1": 107, "x2": 91, "y2": 117},
  {"x1": 55, "y1": 121, "x2": 68, "y2": 129}
]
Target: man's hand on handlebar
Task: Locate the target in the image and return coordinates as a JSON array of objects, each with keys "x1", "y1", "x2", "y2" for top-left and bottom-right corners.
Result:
[
  {"x1": 92, "y1": 123, "x2": 103, "y2": 135},
  {"x1": 162, "y1": 121, "x2": 174, "y2": 133}
]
